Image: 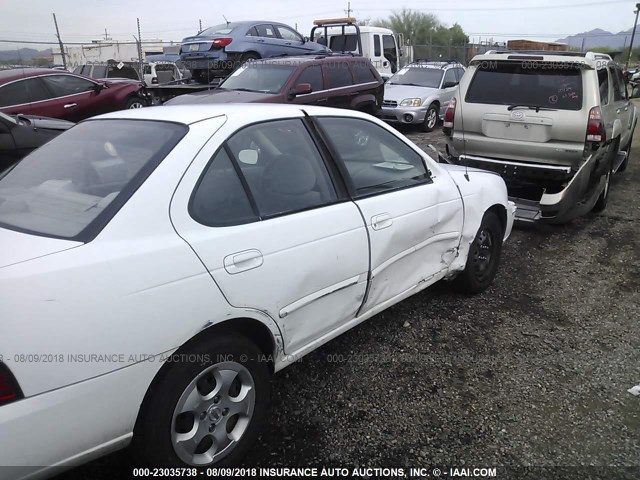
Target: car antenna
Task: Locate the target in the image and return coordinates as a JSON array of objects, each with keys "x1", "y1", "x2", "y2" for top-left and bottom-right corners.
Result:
[{"x1": 223, "y1": 15, "x2": 230, "y2": 27}]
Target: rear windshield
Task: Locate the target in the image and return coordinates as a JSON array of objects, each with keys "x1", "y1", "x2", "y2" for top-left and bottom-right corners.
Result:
[
  {"x1": 200, "y1": 23, "x2": 237, "y2": 36},
  {"x1": 388, "y1": 67, "x2": 443, "y2": 88},
  {"x1": 466, "y1": 62, "x2": 583, "y2": 110},
  {"x1": 0, "y1": 120, "x2": 187, "y2": 240},
  {"x1": 330, "y1": 34, "x2": 359, "y2": 52},
  {"x1": 220, "y1": 64, "x2": 297, "y2": 94}
]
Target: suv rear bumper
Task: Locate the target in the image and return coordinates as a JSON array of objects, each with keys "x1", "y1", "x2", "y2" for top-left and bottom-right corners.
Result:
[{"x1": 446, "y1": 152, "x2": 603, "y2": 222}]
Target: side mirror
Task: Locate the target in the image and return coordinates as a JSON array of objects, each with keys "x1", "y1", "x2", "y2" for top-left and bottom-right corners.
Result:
[
  {"x1": 92, "y1": 83, "x2": 106, "y2": 93},
  {"x1": 442, "y1": 81, "x2": 458, "y2": 89},
  {"x1": 303, "y1": 36, "x2": 309, "y2": 43},
  {"x1": 631, "y1": 84, "x2": 640, "y2": 99},
  {"x1": 289, "y1": 83, "x2": 312, "y2": 98},
  {"x1": 238, "y1": 149, "x2": 259, "y2": 165}
]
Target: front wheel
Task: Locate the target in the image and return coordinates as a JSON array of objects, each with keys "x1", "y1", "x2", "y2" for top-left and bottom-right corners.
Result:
[
  {"x1": 133, "y1": 332, "x2": 270, "y2": 467},
  {"x1": 453, "y1": 211, "x2": 504, "y2": 294},
  {"x1": 421, "y1": 103, "x2": 439, "y2": 132}
]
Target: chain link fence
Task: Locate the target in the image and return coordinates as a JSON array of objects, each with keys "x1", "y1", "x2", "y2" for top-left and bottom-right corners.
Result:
[{"x1": 402, "y1": 44, "x2": 508, "y2": 66}]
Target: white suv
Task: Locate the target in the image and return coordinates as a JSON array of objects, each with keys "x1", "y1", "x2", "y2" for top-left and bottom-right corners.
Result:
[{"x1": 444, "y1": 51, "x2": 636, "y2": 222}]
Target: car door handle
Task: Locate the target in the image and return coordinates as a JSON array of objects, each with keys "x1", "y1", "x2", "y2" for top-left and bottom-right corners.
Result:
[
  {"x1": 371, "y1": 213, "x2": 393, "y2": 230},
  {"x1": 256, "y1": 39, "x2": 265, "y2": 43},
  {"x1": 63, "y1": 103, "x2": 77, "y2": 108},
  {"x1": 223, "y1": 249, "x2": 263, "y2": 274}
]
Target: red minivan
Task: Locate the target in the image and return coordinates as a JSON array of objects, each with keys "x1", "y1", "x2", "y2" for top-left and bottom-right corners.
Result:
[{"x1": 0, "y1": 68, "x2": 149, "y2": 122}]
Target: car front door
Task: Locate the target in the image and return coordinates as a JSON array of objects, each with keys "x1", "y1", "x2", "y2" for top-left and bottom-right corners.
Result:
[
  {"x1": 315, "y1": 116, "x2": 464, "y2": 314},
  {"x1": 39, "y1": 74, "x2": 102, "y2": 121},
  {"x1": 274, "y1": 25, "x2": 308, "y2": 55},
  {"x1": 439, "y1": 68, "x2": 460, "y2": 116},
  {"x1": 323, "y1": 62, "x2": 354, "y2": 109},
  {"x1": 170, "y1": 117, "x2": 370, "y2": 355},
  {"x1": 289, "y1": 65, "x2": 327, "y2": 105}
]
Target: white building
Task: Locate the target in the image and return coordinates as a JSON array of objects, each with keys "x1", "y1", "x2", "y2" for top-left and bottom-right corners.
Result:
[{"x1": 53, "y1": 39, "x2": 175, "y2": 68}]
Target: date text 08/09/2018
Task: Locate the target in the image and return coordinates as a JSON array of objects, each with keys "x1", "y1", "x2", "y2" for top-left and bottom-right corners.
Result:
[{"x1": 131, "y1": 467, "x2": 498, "y2": 478}]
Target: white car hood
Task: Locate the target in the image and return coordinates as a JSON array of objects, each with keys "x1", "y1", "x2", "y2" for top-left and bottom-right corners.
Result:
[
  {"x1": 384, "y1": 84, "x2": 438, "y2": 102},
  {"x1": 0, "y1": 227, "x2": 81, "y2": 269}
]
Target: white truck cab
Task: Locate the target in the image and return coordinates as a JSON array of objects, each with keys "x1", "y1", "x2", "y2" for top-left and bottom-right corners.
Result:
[{"x1": 311, "y1": 18, "x2": 402, "y2": 79}]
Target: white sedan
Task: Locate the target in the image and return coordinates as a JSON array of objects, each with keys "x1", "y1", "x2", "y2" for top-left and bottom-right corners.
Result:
[{"x1": 0, "y1": 104, "x2": 515, "y2": 476}]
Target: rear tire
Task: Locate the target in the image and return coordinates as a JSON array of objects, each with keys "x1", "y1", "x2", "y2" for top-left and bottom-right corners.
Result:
[
  {"x1": 132, "y1": 332, "x2": 270, "y2": 467},
  {"x1": 236, "y1": 52, "x2": 260, "y2": 69},
  {"x1": 453, "y1": 212, "x2": 504, "y2": 294},
  {"x1": 592, "y1": 138, "x2": 619, "y2": 212}
]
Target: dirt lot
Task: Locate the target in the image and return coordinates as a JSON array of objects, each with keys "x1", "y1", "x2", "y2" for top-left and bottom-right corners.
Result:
[{"x1": 62, "y1": 124, "x2": 639, "y2": 479}]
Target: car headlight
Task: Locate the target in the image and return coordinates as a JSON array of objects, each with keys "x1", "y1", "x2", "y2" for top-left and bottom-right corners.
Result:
[{"x1": 400, "y1": 98, "x2": 423, "y2": 107}]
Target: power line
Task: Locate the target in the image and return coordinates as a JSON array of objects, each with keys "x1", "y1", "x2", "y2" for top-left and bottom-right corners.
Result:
[{"x1": 358, "y1": 0, "x2": 625, "y2": 12}]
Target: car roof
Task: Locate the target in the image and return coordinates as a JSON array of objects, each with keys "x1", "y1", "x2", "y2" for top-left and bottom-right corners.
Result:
[
  {"x1": 255, "y1": 55, "x2": 372, "y2": 66},
  {"x1": 91, "y1": 104, "x2": 373, "y2": 125},
  {"x1": 469, "y1": 51, "x2": 612, "y2": 69},
  {"x1": 0, "y1": 68, "x2": 66, "y2": 84}
]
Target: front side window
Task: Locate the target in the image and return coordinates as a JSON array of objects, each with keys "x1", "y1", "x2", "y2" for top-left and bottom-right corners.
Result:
[
  {"x1": 442, "y1": 68, "x2": 459, "y2": 87},
  {"x1": 316, "y1": 117, "x2": 429, "y2": 196},
  {"x1": 373, "y1": 35, "x2": 381, "y2": 57},
  {"x1": 276, "y1": 26, "x2": 303, "y2": 42},
  {"x1": 0, "y1": 120, "x2": 187, "y2": 239},
  {"x1": 220, "y1": 64, "x2": 296, "y2": 94},
  {"x1": 227, "y1": 119, "x2": 337, "y2": 218},
  {"x1": 467, "y1": 62, "x2": 583, "y2": 110},
  {"x1": 388, "y1": 67, "x2": 444, "y2": 88},
  {"x1": 41, "y1": 75, "x2": 95, "y2": 97},
  {"x1": 295, "y1": 65, "x2": 323, "y2": 92}
]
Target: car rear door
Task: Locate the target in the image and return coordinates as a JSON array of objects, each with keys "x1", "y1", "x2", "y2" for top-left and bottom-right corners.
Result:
[
  {"x1": 323, "y1": 61, "x2": 355, "y2": 109},
  {"x1": 609, "y1": 64, "x2": 633, "y2": 150},
  {"x1": 170, "y1": 116, "x2": 369, "y2": 355},
  {"x1": 461, "y1": 61, "x2": 587, "y2": 167},
  {"x1": 0, "y1": 77, "x2": 59, "y2": 118},
  {"x1": 252, "y1": 24, "x2": 284, "y2": 57},
  {"x1": 315, "y1": 115, "x2": 463, "y2": 314}
]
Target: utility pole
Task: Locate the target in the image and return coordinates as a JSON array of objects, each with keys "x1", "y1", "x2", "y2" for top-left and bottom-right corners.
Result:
[
  {"x1": 199, "y1": 19, "x2": 202, "y2": 33},
  {"x1": 627, "y1": 3, "x2": 640, "y2": 69},
  {"x1": 52, "y1": 13, "x2": 66, "y2": 69},
  {"x1": 345, "y1": 1, "x2": 352, "y2": 17},
  {"x1": 136, "y1": 17, "x2": 143, "y2": 81}
]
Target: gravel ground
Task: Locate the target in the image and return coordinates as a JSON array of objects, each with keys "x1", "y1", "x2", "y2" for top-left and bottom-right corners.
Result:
[{"x1": 60, "y1": 122, "x2": 639, "y2": 479}]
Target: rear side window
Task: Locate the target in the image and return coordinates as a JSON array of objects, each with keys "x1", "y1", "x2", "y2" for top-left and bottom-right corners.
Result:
[
  {"x1": 296, "y1": 65, "x2": 323, "y2": 92},
  {"x1": 107, "y1": 65, "x2": 139, "y2": 80},
  {"x1": 316, "y1": 117, "x2": 429, "y2": 196},
  {"x1": 91, "y1": 66, "x2": 108, "y2": 78},
  {"x1": 190, "y1": 148, "x2": 258, "y2": 227},
  {"x1": 41, "y1": 75, "x2": 95, "y2": 97},
  {"x1": 226, "y1": 119, "x2": 337, "y2": 218},
  {"x1": 598, "y1": 68, "x2": 609, "y2": 105},
  {"x1": 351, "y1": 62, "x2": 376, "y2": 84},
  {"x1": 329, "y1": 34, "x2": 358, "y2": 52},
  {"x1": 466, "y1": 62, "x2": 583, "y2": 111},
  {"x1": 255, "y1": 24, "x2": 277, "y2": 38},
  {"x1": 324, "y1": 62, "x2": 353, "y2": 88},
  {"x1": 0, "y1": 78, "x2": 51, "y2": 107}
]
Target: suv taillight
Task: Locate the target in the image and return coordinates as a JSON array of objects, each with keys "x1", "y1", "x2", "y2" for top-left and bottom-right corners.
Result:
[
  {"x1": 211, "y1": 38, "x2": 233, "y2": 48},
  {"x1": 586, "y1": 106, "x2": 606, "y2": 144},
  {"x1": 0, "y1": 364, "x2": 22, "y2": 406},
  {"x1": 443, "y1": 97, "x2": 456, "y2": 136}
]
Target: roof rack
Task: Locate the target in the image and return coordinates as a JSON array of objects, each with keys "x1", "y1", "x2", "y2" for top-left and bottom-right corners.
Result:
[{"x1": 310, "y1": 18, "x2": 362, "y2": 56}]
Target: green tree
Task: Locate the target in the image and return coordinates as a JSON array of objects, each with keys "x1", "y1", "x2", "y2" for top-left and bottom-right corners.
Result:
[{"x1": 373, "y1": 8, "x2": 468, "y2": 46}]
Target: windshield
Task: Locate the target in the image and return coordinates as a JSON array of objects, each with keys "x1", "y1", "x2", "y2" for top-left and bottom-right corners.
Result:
[
  {"x1": 200, "y1": 23, "x2": 237, "y2": 36},
  {"x1": 219, "y1": 64, "x2": 297, "y2": 94},
  {"x1": 388, "y1": 67, "x2": 443, "y2": 88},
  {"x1": 0, "y1": 120, "x2": 187, "y2": 240},
  {"x1": 466, "y1": 62, "x2": 583, "y2": 111}
]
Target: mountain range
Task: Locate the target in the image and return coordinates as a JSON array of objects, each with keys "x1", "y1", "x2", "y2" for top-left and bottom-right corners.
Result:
[
  {"x1": 556, "y1": 27, "x2": 640, "y2": 50},
  {"x1": 0, "y1": 48, "x2": 53, "y2": 62}
]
